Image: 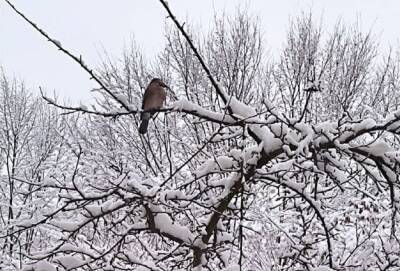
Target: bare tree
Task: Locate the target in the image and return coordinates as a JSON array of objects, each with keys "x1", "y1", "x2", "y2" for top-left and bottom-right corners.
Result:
[
  {"x1": 2, "y1": 1, "x2": 400, "y2": 271},
  {"x1": 0, "y1": 71, "x2": 67, "y2": 270}
]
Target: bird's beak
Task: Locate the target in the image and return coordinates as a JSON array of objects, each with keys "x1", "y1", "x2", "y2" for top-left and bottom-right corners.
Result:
[{"x1": 161, "y1": 82, "x2": 170, "y2": 90}]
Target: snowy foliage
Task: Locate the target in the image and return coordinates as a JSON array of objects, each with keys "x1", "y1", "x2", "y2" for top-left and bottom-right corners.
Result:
[{"x1": 2, "y1": 6, "x2": 400, "y2": 271}]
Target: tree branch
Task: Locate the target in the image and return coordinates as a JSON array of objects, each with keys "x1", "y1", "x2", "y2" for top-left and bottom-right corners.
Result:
[
  {"x1": 158, "y1": 0, "x2": 229, "y2": 106},
  {"x1": 4, "y1": 0, "x2": 131, "y2": 112}
]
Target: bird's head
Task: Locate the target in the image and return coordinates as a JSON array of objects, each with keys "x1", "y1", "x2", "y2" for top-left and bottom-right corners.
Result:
[{"x1": 151, "y1": 78, "x2": 170, "y2": 89}]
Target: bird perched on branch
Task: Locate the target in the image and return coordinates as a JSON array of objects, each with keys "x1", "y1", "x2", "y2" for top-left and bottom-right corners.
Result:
[{"x1": 139, "y1": 78, "x2": 168, "y2": 134}]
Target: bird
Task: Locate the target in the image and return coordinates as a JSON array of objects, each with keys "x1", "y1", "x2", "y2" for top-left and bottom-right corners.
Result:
[{"x1": 139, "y1": 78, "x2": 168, "y2": 134}]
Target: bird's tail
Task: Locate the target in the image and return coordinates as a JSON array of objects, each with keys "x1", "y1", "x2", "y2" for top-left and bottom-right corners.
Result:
[{"x1": 139, "y1": 113, "x2": 150, "y2": 134}]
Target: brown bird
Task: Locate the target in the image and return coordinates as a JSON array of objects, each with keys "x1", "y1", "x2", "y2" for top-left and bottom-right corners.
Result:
[{"x1": 139, "y1": 78, "x2": 168, "y2": 134}]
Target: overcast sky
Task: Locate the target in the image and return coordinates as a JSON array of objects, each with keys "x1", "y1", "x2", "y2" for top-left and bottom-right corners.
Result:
[{"x1": 1, "y1": 0, "x2": 399, "y2": 103}]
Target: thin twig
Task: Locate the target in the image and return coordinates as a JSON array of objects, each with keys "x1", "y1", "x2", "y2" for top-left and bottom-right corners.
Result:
[
  {"x1": 158, "y1": 0, "x2": 229, "y2": 106},
  {"x1": 159, "y1": 127, "x2": 223, "y2": 187},
  {"x1": 4, "y1": 0, "x2": 131, "y2": 112}
]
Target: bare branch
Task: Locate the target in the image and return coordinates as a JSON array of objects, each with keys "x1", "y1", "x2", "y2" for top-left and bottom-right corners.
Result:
[{"x1": 3, "y1": 0, "x2": 132, "y2": 112}]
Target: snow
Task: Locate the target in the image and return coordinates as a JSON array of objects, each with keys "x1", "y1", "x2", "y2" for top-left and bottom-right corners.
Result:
[
  {"x1": 125, "y1": 253, "x2": 158, "y2": 270},
  {"x1": 243, "y1": 144, "x2": 262, "y2": 166},
  {"x1": 23, "y1": 261, "x2": 56, "y2": 271},
  {"x1": 161, "y1": 189, "x2": 191, "y2": 201},
  {"x1": 52, "y1": 39, "x2": 62, "y2": 47},
  {"x1": 17, "y1": 218, "x2": 38, "y2": 228},
  {"x1": 222, "y1": 262, "x2": 243, "y2": 271},
  {"x1": 270, "y1": 160, "x2": 294, "y2": 173},
  {"x1": 386, "y1": 150, "x2": 400, "y2": 163},
  {"x1": 282, "y1": 179, "x2": 305, "y2": 192},
  {"x1": 50, "y1": 220, "x2": 81, "y2": 232},
  {"x1": 314, "y1": 121, "x2": 337, "y2": 133},
  {"x1": 58, "y1": 243, "x2": 79, "y2": 252},
  {"x1": 251, "y1": 125, "x2": 283, "y2": 154},
  {"x1": 196, "y1": 156, "x2": 237, "y2": 177},
  {"x1": 84, "y1": 204, "x2": 103, "y2": 217},
  {"x1": 270, "y1": 122, "x2": 288, "y2": 137},
  {"x1": 154, "y1": 213, "x2": 194, "y2": 244},
  {"x1": 312, "y1": 266, "x2": 335, "y2": 271},
  {"x1": 215, "y1": 231, "x2": 234, "y2": 243},
  {"x1": 115, "y1": 93, "x2": 128, "y2": 105},
  {"x1": 209, "y1": 175, "x2": 233, "y2": 188},
  {"x1": 227, "y1": 96, "x2": 257, "y2": 118},
  {"x1": 58, "y1": 243, "x2": 97, "y2": 258},
  {"x1": 362, "y1": 141, "x2": 391, "y2": 156},
  {"x1": 97, "y1": 199, "x2": 125, "y2": 213},
  {"x1": 301, "y1": 160, "x2": 315, "y2": 169},
  {"x1": 4, "y1": 11, "x2": 400, "y2": 271},
  {"x1": 304, "y1": 79, "x2": 324, "y2": 92},
  {"x1": 43, "y1": 178, "x2": 57, "y2": 186},
  {"x1": 79, "y1": 102, "x2": 88, "y2": 111},
  {"x1": 55, "y1": 255, "x2": 86, "y2": 270},
  {"x1": 352, "y1": 118, "x2": 376, "y2": 133},
  {"x1": 385, "y1": 109, "x2": 400, "y2": 123},
  {"x1": 172, "y1": 99, "x2": 235, "y2": 123},
  {"x1": 212, "y1": 129, "x2": 242, "y2": 141}
]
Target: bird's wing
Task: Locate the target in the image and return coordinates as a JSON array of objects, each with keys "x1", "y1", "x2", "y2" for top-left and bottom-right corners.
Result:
[{"x1": 142, "y1": 87, "x2": 151, "y2": 110}]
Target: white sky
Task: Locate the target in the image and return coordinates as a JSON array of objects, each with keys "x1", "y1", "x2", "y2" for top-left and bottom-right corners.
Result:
[{"x1": 1, "y1": 0, "x2": 399, "y2": 103}]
